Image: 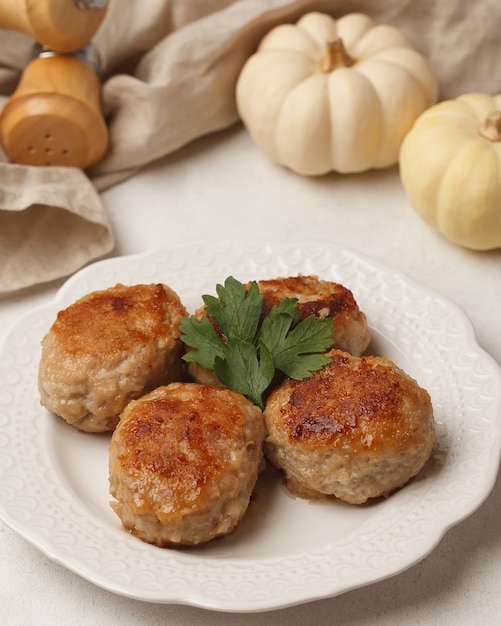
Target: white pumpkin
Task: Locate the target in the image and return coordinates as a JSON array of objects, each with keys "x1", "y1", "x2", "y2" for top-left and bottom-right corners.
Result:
[
  {"x1": 399, "y1": 92, "x2": 501, "y2": 251},
  {"x1": 236, "y1": 12, "x2": 438, "y2": 176}
]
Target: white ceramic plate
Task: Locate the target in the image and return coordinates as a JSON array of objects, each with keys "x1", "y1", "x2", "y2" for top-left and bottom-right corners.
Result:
[{"x1": 0, "y1": 239, "x2": 500, "y2": 613}]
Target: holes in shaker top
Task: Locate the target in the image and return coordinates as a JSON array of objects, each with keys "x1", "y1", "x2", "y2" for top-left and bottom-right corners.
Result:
[{"x1": 25, "y1": 134, "x2": 71, "y2": 164}]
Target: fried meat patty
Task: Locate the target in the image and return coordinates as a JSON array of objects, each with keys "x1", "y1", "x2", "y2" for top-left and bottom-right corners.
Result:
[
  {"x1": 264, "y1": 349, "x2": 435, "y2": 504},
  {"x1": 187, "y1": 275, "x2": 371, "y2": 385},
  {"x1": 109, "y1": 382, "x2": 265, "y2": 547},
  {"x1": 38, "y1": 283, "x2": 187, "y2": 432},
  {"x1": 251, "y1": 275, "x2": 370, "y2": 355}
]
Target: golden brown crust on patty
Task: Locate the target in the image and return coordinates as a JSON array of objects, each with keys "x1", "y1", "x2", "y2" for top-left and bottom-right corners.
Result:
[
  {"x1": 38, "y1": 283, "x2": 187, "y2": 432},
  {"x1": 264, "y1": 349, "x2": 435, "y2": 504},
  {"x1": 109, "y1": 383, "x2": 265, "y2": 546}
]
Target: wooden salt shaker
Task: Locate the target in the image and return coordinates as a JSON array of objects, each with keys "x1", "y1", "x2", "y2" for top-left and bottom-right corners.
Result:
[
  {"x1": 0, "y1": 44, "x2": 109, "y2": 169},
  {"x1": 0, "y1": 0, "x2": 108, "y2": 53}
]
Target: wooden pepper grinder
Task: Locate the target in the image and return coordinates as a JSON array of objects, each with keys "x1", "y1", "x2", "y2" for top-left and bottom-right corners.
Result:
[
  {"x1": 0, "y1": 0, "x2": 108, "y2": 53},
  {"x1": 0, "y1": 0, "x2": 109, "y2": 170}
]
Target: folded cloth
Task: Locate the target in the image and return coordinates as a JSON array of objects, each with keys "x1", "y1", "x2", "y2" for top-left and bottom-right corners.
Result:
[
  {"x1": 0, "y1": 163, "x2": 114, "y2": 292},
  {"x1": 1, "y1": 0, "x2": 500, "y2": 292}
]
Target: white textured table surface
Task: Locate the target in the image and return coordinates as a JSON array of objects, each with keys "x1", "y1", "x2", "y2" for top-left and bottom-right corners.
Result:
[{"x1": 1, "y1": 125, "x2": 501, "y2": 625}]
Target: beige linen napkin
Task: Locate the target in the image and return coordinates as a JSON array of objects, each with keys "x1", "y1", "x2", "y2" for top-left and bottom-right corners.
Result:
[
  {"x1": 0, "y1": 162, "x2": 113, "y2": 291},
  {"x1": 1, "y1": 0, "x2": 500, "y2": 292}
]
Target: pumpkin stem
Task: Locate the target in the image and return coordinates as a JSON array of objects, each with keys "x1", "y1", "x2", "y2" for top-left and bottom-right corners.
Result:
[
  {"x1": 321, "y1": 39, "x2": 355, "y2": 72},
  {"x1": 478, "y1": 110, "x2": 501, "y2": 142}
]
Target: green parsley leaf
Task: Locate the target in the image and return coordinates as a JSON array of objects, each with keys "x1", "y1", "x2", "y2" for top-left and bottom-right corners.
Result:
[
  {"x1": 203, "y1": 276, "x2": 263, "y2": 341},
  {"x1": 180, "y1": 276, "x2": 335, "y2": 409},
  {"x1": 258, "y1": 297, "x2": 301, "y2": 356},
  {"x1": 179, "y1": 314, "x2": 226, "y2": 370},
  {"x1": 214, "y1": 338, "x2": 275, "y2": 410},
  {"x1": 263, "y1": 314, "x2": 334, "y2": 379}
]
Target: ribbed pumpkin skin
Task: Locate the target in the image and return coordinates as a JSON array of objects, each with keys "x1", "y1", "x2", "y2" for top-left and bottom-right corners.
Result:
[
  {"x1": 236, "y1": 12, "x2": 438, "y2": 176},
  {"x1": 400, "y1": 93, "x2": 501, "y2": 251}
]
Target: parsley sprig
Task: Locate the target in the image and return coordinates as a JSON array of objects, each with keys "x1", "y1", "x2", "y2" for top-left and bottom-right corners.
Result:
[{"x1": 180, "y1": 276, "x2": 334, "y2": 409}]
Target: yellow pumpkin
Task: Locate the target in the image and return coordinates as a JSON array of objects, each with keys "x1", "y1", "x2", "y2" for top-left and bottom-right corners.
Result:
[
  {"x1": 399, "y1": 93, "x2": 501, "y2": 251},
  {"x1": 236, "y1": 12, "x2": 438, "y2": 176}
]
